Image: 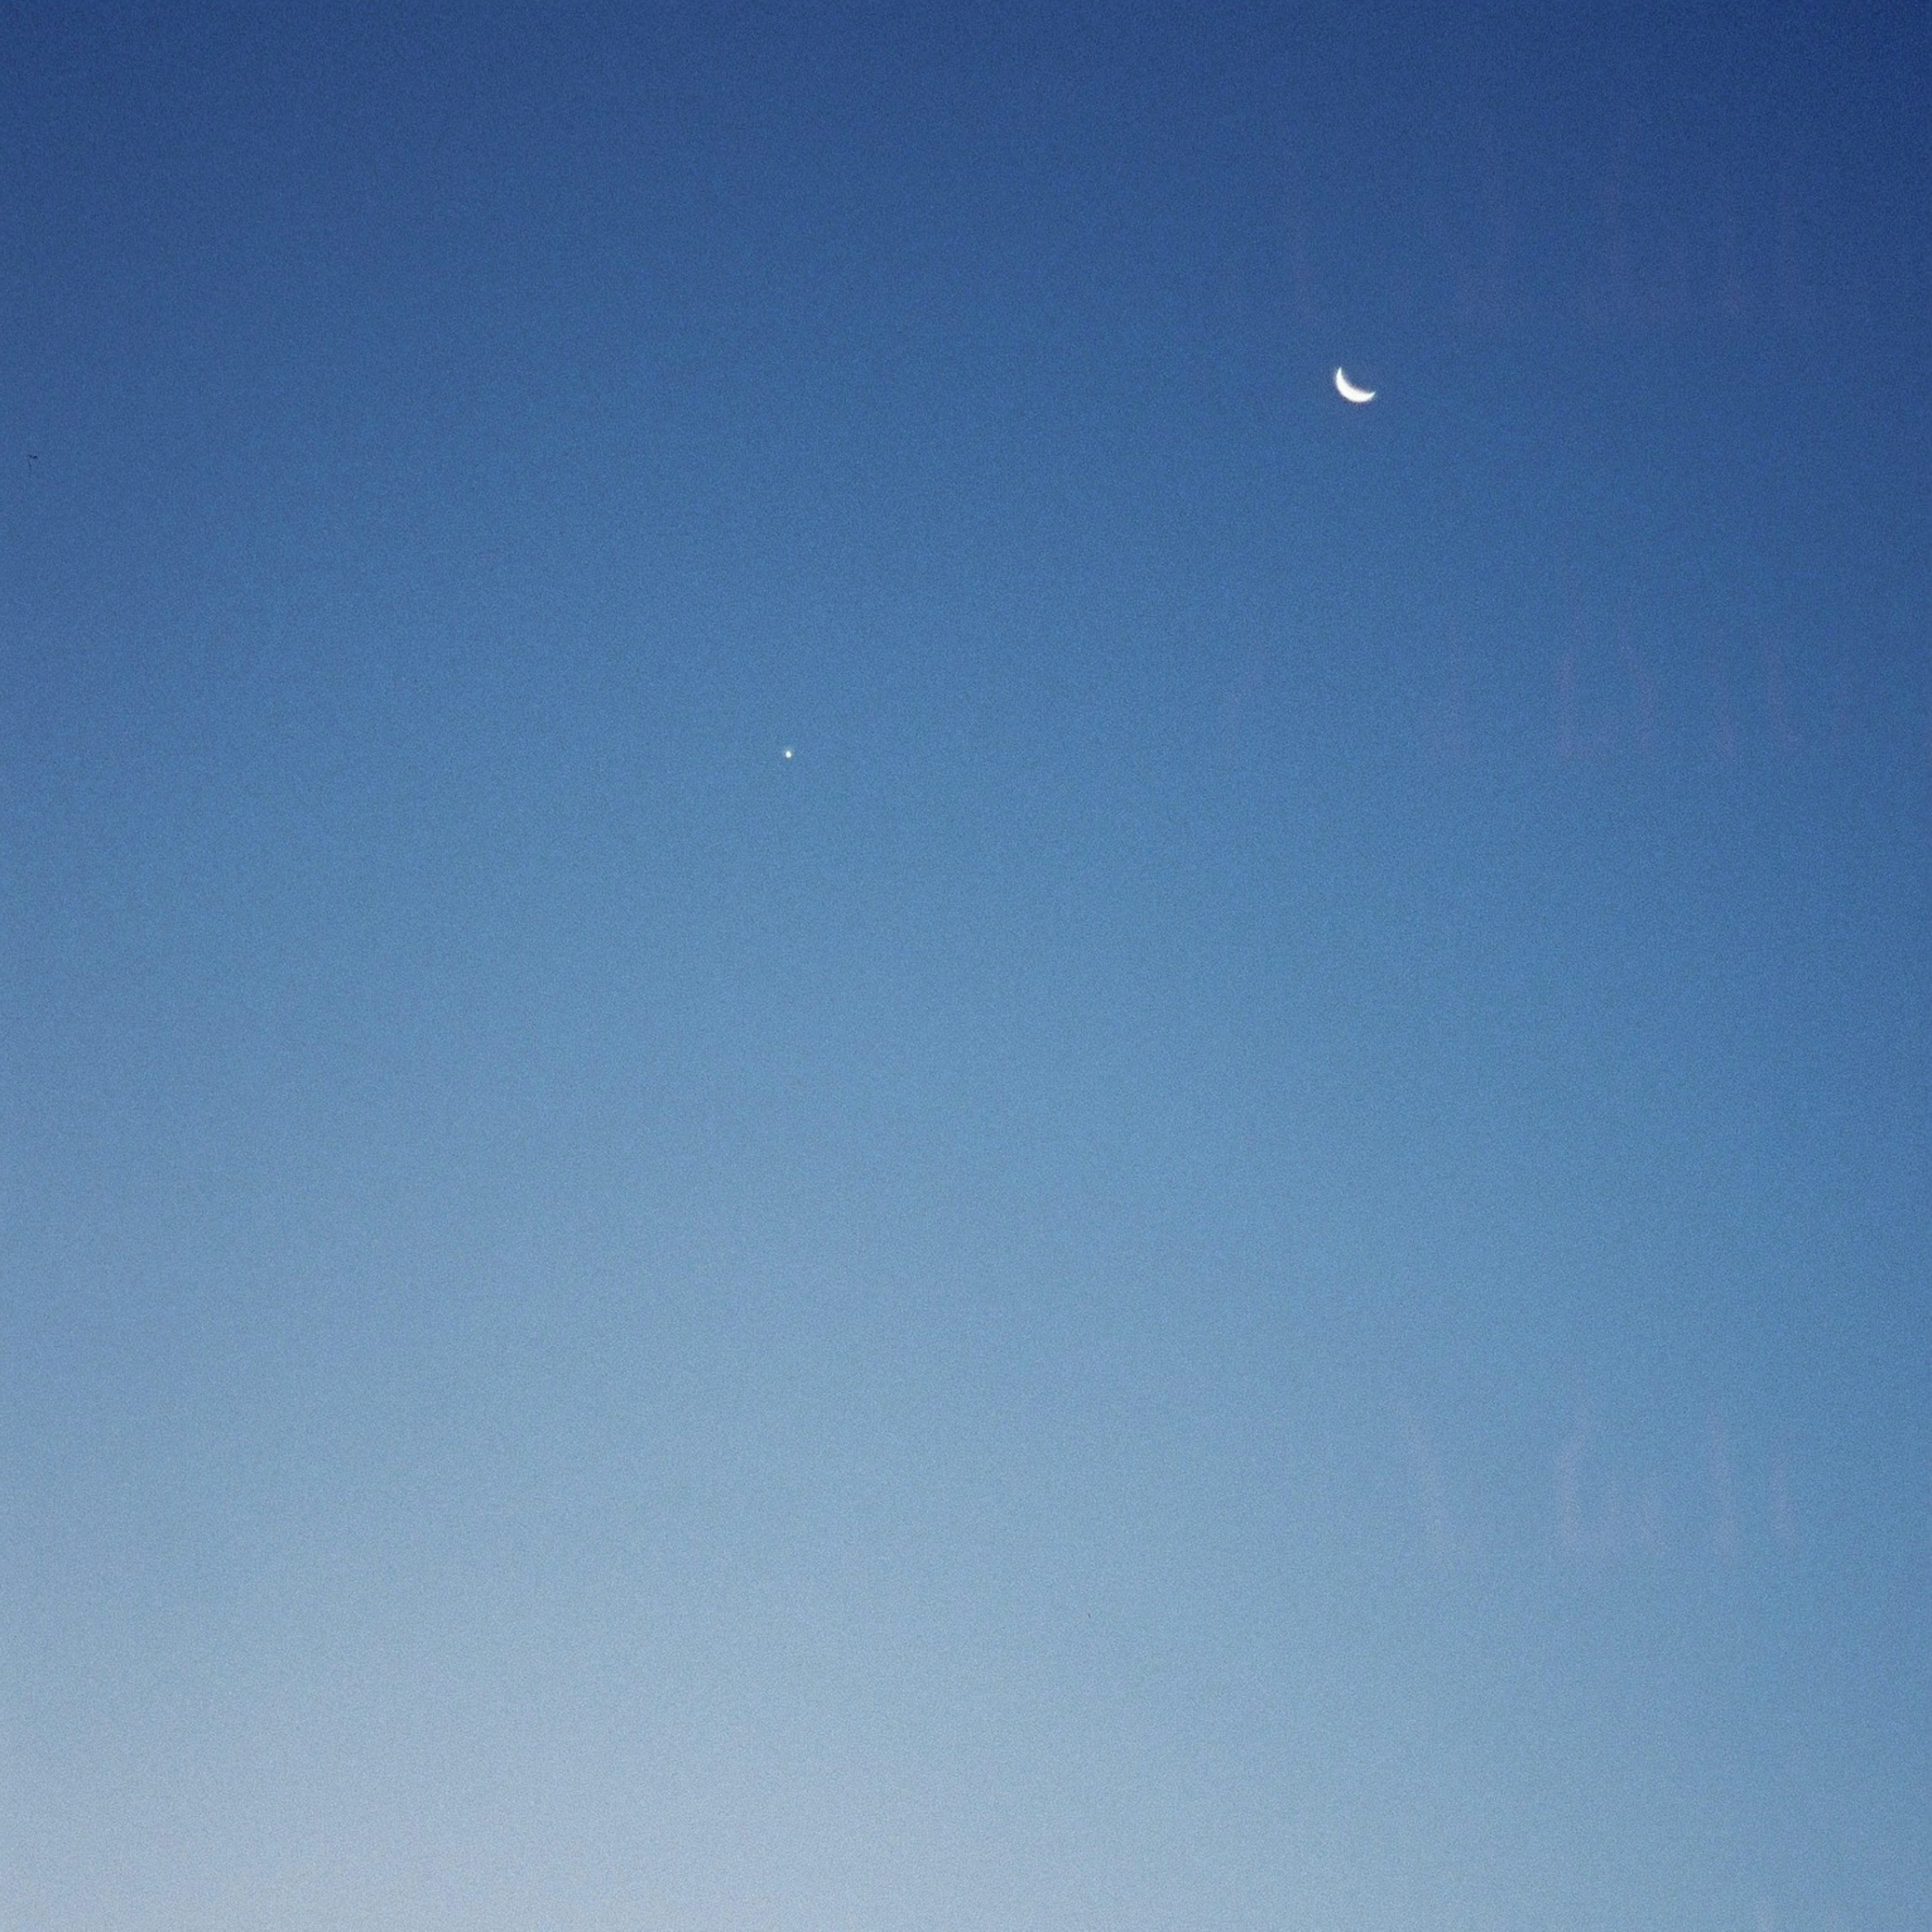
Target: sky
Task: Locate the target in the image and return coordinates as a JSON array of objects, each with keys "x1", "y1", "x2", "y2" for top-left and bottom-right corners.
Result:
[{"x1": 1, "y1": 2, "x2": 1928, "y2": 1927}]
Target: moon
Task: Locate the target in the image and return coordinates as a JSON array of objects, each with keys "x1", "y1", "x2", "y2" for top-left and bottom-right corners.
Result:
[{"x1": 1334, "y1": 367, "x2": 1375, "y2": 404}]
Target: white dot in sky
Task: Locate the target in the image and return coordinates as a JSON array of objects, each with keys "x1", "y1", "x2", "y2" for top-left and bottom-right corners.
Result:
[{"x1": 782, "y1": 747, "x2": 793, "y2": 759}]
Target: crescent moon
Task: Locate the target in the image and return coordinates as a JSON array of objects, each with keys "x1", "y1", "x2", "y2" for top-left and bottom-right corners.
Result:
[{"x1": 1334, "y1": 367, "x2": 1375, "y2": 404}]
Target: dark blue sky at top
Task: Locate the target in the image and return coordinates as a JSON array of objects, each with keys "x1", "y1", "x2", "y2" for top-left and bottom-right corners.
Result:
[{"x1": 2, "y1": 5, "x2": 1928, "y2": 1929}]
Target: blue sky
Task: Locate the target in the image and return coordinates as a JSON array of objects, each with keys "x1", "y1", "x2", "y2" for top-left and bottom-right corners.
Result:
[{"x1": 3, "y1": 4, "x2": 1928, "y2": 1928}]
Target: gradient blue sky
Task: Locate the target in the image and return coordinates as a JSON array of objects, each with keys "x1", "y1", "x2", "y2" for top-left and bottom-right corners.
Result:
[{"x1": 3, "y1": 4, "x2": 1928, "y2": 1927}]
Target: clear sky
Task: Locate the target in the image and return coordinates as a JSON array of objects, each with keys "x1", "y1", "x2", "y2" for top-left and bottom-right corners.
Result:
[{"x1": 2, "y1": 4, "x2": 1928, "y2": 1928}]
